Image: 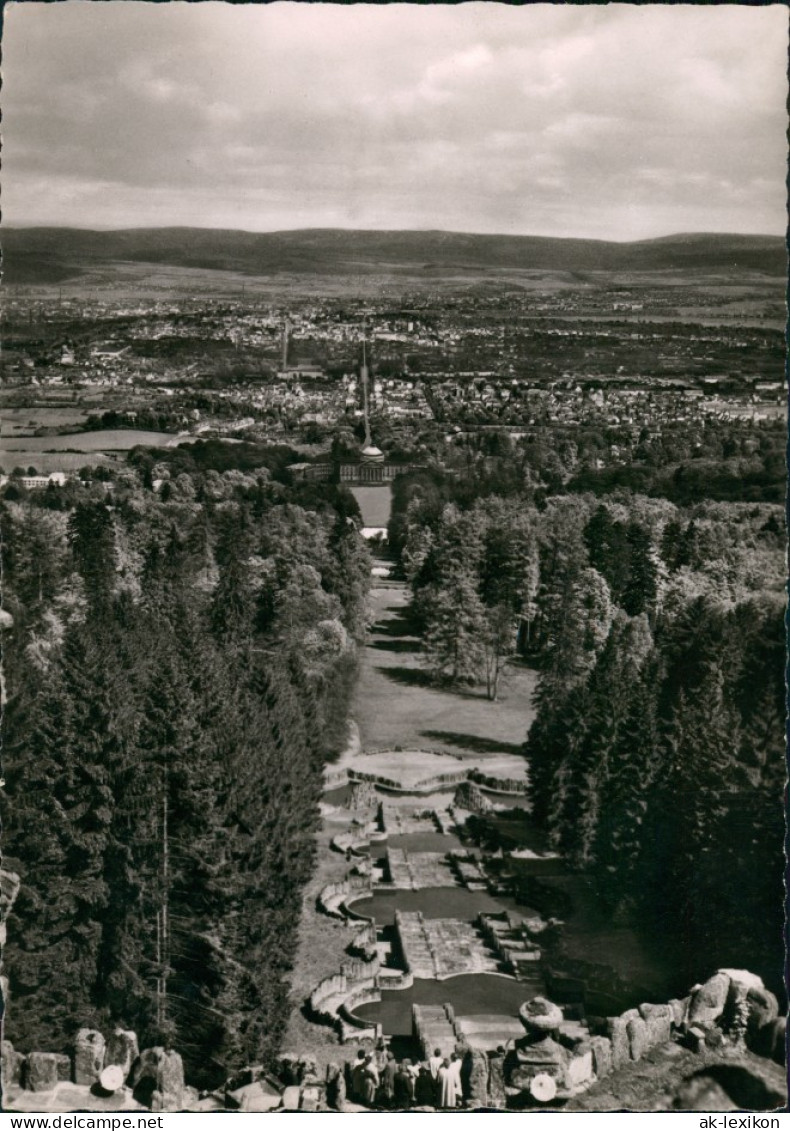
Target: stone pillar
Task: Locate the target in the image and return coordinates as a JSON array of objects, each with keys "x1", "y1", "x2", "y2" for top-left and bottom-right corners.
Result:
[
  {"x1": 606, "y1": 1017, "x2": 629, "y2": 1070},
  {"x1": 133, "y1": 1047, "x2": 184, "y2": 1112},
  {"x1": 639, "y1": 1004, "x2": 672, "y2": 1049},
  {"x1": 1, "y1": 1041, "x2": 25, "y2": 1091},
  {"x1": 24, "y1": 1053, "x2": 64, "y2": 1093},
  {"x1": 589, "y1": 1036, "x2": 613, "y2": 1079},
  {"x1": 326, "y1": 1063, "x2": 346, "y2": 1110},
  {"x1": 74, "y1": 1029, "x2": 106, "y2": 1086},
  {"x1": 487, "y1": 1052, "x2": 506, "y2": 1109},
  {"x1": 104, "y1": 1028, "x2": 139, "y2": 1080},
  {"x1": 465, "y1": 1049, "x2": 488, "y2": 1106}
]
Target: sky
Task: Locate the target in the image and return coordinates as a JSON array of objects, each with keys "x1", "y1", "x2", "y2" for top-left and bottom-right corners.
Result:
[{"x1": 3, "y1": 2, "x2": 787, "y2": 240}]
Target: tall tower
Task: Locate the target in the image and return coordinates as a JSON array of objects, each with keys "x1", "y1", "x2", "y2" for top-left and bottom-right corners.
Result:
[
  {"x1": 360, "y1": 321, "x2": 383, "y2": 466},
  {"x1": 281, "y1": 318, "x2": 290, "y2": 371},
  {"x1": 360, "y1": 324, "x2": 372, "y2": 448}
]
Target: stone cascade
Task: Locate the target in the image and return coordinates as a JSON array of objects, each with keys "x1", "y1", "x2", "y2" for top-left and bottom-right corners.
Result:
[
  {"x1": 385, "y1": 847, "x2": 457, "y2": 889},
  {"x1": 478, "y1": 911, "x2": 544, "y2": 987},
  {"x1": 338, "y1": 754, "x2": 529, "y2": 800},
  {"x1": 412, "y1": 1003, "x2": 458, "y2": 1060},
  {"x1": 379, "y1": 804, "x2": 444, "y2": 836},
  {"x1": 4, "y1": 968, "x2": 783, "y2": 1112},
  {"x1": 347, "y1": 778, "x2": 377, "y2": 810},
  {"x1": 331, "y1": 822, "x2": 386, "y2": 857},
  {"x1": 450, "y1": 851, "x2": 488, "y2": 890},
  {"x1": 453, "y1": 780, "x2": 493, "y2": 814},
  {"x1": 394, "y1": 910, "x2": 501, "y2": 980}
]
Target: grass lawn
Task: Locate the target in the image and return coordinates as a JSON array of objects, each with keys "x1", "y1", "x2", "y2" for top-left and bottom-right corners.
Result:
[
  {"x1": 350, "y1": 486, "x2": 392, "y2": 528},
  {"x1": 351, "y1": 585, "x2": 537, "y2": 774}
]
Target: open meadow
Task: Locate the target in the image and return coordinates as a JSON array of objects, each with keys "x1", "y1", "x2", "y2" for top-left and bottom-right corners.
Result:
[{"x1": 352, "y1": 585, "x2": 537, "y2": 767}]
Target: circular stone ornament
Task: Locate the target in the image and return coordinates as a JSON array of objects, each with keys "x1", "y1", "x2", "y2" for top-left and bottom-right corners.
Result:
[
  {"x1": 530, "y1": 1073, "x2": 557, "y2": 1103},
  {"x1": 99, "y1": 1064, "x2": 125, "y2": 1093}
]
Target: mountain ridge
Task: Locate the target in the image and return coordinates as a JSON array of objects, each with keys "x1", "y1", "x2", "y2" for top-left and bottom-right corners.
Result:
[{"x1": 2, "y1": 225, "x2": 785, "y2": 284}]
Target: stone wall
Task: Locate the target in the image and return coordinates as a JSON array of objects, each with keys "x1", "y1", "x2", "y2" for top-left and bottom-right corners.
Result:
[
  {"x1": 586, "y1": 969, "x2": 784, "y2": 1089},
  {"x1": 308, "y1": 958, "x2": 383, "y2": 1044},
  {"x1": 4, "y1": 1029, "x2": 186, "y2": 1112},
  {"x1": 468, "y1": 769, "x2": 528, "y2": 795},
  {"x1": 435, "y1": 971, "x2": 786, "y2": 1108},
  {"x1": 318, "y1": 873, "x2": 373, "y2": 918}
]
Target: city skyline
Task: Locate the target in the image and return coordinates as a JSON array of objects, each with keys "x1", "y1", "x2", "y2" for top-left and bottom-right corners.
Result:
[{"x1": 3, "y1": 2, "x2": 788, "y2": 240}]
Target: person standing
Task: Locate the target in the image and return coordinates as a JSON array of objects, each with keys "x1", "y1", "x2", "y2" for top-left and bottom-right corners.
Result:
[
  {"x1": 381, "y1": 1053, "x2": 397, "y2": 1107},
  {"x1": 438, "y1": 1058, "x2": 459, "y2": 1109},
  {"x1": 414, "y1": 1063, "x2": 435, "y2": 1107},
  {"x1": 394, "y1": 1059, "x2": 414, "y2": 1107},
  {"x1": 448, "y1": 1051, "x2": 464, "y2": 1107},
  {"x1": 362, "y1": 1053, "x2": 379, "y2": 1106},
  {"x1": 428, "y1": 1047, "x2": 443, "y2": 1104},
  {"x1": 351, "y1": 1050, "x2": 367, "y2": 1102}
]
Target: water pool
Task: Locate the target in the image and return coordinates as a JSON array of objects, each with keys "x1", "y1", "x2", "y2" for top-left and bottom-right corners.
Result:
[
  {"x1": 351, "y1": 974, "x2": 528, "y2": 1037},
  {"x1": 348, "y1": 887, "x2": 532, "y2": 927},
  {"x1": 385, "y1": 832, "x2": 463, "y2": 853}
]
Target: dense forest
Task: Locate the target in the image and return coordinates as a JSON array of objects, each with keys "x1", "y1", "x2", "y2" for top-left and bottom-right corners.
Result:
[
  {"x1": 390, "y1": 465, "x2": 786, "y2": 996},
  {"x1": 1, "y1": 465, "x2": 370, "y2": 1087}
]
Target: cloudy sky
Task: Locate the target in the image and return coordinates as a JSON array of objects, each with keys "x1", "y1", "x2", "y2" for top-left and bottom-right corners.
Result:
[{"x1": 3, "y1": 2, "x2": 787, "y2": 239}]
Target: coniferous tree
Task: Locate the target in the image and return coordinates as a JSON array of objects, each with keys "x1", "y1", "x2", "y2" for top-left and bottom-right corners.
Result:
[{"x1": 68, "y1": 502, "x2": 116, "y2": 611}]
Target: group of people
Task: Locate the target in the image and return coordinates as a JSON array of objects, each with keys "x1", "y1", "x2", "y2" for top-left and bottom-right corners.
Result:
[{"x1": 348, "y1": 1047, "x2": 465, "y2": 1109}]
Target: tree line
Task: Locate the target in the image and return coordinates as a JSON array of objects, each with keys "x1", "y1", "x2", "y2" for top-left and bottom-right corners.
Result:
[{"x1": 1, "y1": 470, "x2": 370, "y2": 1088}]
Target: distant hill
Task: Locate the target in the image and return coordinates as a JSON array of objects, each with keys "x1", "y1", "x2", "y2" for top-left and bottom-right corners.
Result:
[{"x1": 2, "y1": 226, "x2": 785, "y2": 284}]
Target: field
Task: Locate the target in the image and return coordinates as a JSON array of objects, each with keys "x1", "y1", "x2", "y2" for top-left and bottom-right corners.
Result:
[
  {"x1": 0, "y1": 428, "x2": 181, "y2": 452},
  {"x1": 0, "y1": 427, "x2": 185, "y2": 473},
  {"x1": 0, "y1": 451, "x2": 117, "y2": 474},
  {"x1": 0, "y1": 407, "x2": 90, "y2": 436}
]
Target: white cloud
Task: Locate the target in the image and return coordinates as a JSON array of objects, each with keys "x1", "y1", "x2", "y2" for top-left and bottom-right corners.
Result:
[{"x1": 2, "y1": 1, "x2": 787, "y2": 238}]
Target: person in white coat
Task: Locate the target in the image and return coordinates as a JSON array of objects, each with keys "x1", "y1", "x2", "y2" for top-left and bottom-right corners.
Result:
[
  {"x1": 448, "y1": 1052, "x2": 463, "y2": 1106},
  {"x1": 438, "y1": 1058, "x2": 460, "y2": 1108},
  {"x1": 428, "y1": 1048, "x2": 443, "y2": 1104}
]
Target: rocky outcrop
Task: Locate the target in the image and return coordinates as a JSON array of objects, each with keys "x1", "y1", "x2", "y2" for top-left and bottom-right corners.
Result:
[{"x1": 688, "y1": 972, "x2": 731, "y2": 1027}]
